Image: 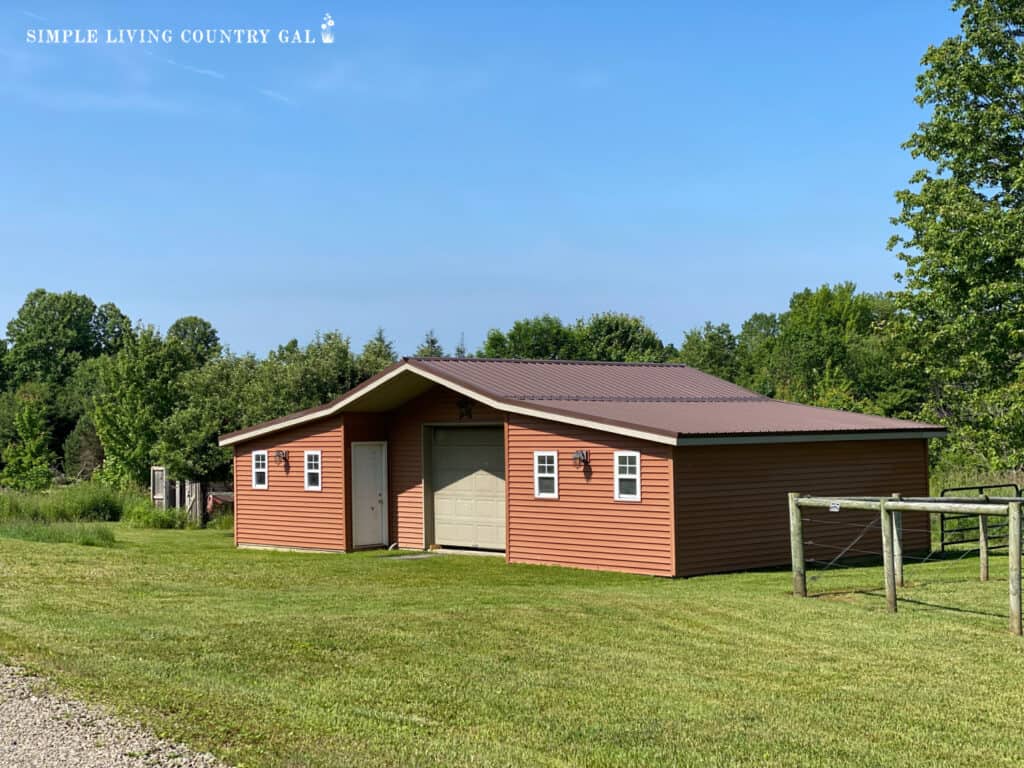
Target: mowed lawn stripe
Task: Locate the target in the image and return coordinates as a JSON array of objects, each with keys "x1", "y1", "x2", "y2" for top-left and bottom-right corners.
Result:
[{"x1": 1, "y1": 528, "x2": 1023, "y2": 767}]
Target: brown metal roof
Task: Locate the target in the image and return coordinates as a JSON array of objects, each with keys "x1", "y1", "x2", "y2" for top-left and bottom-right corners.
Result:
[
  {"x1": 219, "y1": 357, "x2": 946, "y2": 446},
  {"x1": 408, "y1": 357, "x2": 761, "y2": 402}
]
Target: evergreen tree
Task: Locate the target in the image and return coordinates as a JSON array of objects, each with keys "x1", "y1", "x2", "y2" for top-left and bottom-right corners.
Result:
[
  {"x1": 357, "y1": 328, "x2": 398, "y2": 378},
  {"x1": 415, "y1": 330, "x2": 444, "y2": 357}
]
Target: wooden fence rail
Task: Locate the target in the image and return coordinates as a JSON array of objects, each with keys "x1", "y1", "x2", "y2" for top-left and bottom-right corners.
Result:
[{"x1": 788, "y1": 493, "x2": 1023, "y2": 637}]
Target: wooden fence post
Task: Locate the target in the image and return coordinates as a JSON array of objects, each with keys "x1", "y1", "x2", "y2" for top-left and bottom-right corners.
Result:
[
  {"x1": 891, "y1": 493, "x2": 903, "y2": 588},
  {"x1": 1009, "y1": 502, "x2": 1021, "y2": 637},
  {"x1": 880, "y1": 498, "x2": 897, "y2": 613},
  {"x1": 788, "y1": 492, "x2": 806, "y2": 597},
  {"x1": 979, "y1": 514, "x2": 989, "y2": 582}
]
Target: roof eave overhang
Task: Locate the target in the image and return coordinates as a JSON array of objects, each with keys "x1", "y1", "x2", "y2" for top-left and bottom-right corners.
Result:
[
  {"x1": 219, "y1": 360, "x2": 949, "y2": 449},
  {"x1": 218, "y1": 362, "x2": 413, "y2": 447},
  {"x1": 393, "y1": 363, "x2": 680, "y2": 445},
  {"x1": 218, "y1": 360, "x2": 681, "y2": 447},
  {"x1": 674, "y1": 429, "x2": 947, "y2": 446}
]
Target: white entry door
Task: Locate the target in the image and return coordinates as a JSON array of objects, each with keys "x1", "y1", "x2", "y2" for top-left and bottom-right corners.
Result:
[{"x1": 352, "y1": 442, "x2": 387, "y2": 548}]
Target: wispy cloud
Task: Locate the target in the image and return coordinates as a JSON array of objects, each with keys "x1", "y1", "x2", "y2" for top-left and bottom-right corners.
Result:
[
  {"x1": 21, "y1": 10, "x2": 47, "y2": 22},
  {"x1": 146, "y1": 52, "x2": 225, "y2": 80},
  {"x1": 258, "y1": 88, "x2": 292, "y2": 104},
  {"x1": 180, "y1": 63, "x2": 224, "y2": 80}
]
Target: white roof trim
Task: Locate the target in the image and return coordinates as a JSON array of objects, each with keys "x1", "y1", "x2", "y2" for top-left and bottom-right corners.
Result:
[
  {"x1": 219, "y1": 362, "x2": 677, "y2": 446},
  {"x1": 220, "y1": 361, "x2": 944, "y2": 449},
  {"x1": 405, "y1": 366, "x2": 678, "y2": 445},
  {"x1": 675, "y1": 430, "x2": 946, "y2": 446},
  {"x1": 218, "y1": 363, "x2": 412, "y2": 446}
]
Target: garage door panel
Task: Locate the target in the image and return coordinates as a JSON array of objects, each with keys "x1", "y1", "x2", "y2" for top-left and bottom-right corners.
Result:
[{"x1": 432, "y1": 427, "x2": 505, "y2": 551}]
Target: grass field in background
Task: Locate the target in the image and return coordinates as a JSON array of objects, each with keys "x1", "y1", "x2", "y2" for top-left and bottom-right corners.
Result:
[
  {"x1": 0, "y1": 519, "x2": 115, "y2": 546},
  {"x1": 1, "y1": 528, "x2": 1023, "y2": 767}
]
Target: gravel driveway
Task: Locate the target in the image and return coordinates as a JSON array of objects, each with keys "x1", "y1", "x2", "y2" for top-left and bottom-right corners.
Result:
[{"x1": 0, "y1": 665, "x2": 228, "y2": 768}]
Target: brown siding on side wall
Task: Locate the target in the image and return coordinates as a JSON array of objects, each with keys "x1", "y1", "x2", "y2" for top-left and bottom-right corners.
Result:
[
  {"x1": 674, "y1": 439, "x2": 930, "y2": 577},
  {"x1": 387, "y1": 386, "x2": 505, "y2": 549},
  {"x1": 506, "y1": 415, "x2": 675, "y2": 576},
  {"x1": 233, "y1": 416, "x2": 346, "y2": 551}
]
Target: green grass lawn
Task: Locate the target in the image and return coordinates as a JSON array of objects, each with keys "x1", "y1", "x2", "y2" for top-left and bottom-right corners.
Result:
[{"x1": 2, "y1": 529, "x2": 1024, "y2": 767}]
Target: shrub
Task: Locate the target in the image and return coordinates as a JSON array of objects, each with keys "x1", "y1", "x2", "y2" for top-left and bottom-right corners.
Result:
[
  {"x1": 0, "y1": 482, "x2": 127, "y2": 523},
  {"x1": 0, "y1": 520, "x2": 115, "y2": 547},
  {"x1": 120, "y1": 497, "x2": 190, "y2": 529},
  {"x1": 0, "y1": 482, "x2": 205, "y2": 531},
  {"x1": 207, "y1": 513, "x2": 234, "y2": 531}
]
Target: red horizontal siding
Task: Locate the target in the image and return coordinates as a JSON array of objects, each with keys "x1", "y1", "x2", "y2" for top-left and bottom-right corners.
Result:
[
  {"x1": 233, "y1": 417, "x2": 346, "y2": 551},
  {"x1": 388, "y1": 386, "x2": 505, "y2": 549},
  {"x1": 507, "y1": 415, "x2": 674, "y2": 576},
  {"x1": 674, "y1": 439, "x2": 931, "y2": 576}
]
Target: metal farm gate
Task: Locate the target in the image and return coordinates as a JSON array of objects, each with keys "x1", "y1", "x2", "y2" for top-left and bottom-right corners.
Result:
[{"x1": 939, "y1": 484, "x2": 1021, "y2": 551}]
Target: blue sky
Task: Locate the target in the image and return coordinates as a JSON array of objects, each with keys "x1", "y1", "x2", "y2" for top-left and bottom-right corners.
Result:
[{"x1": 0, "y1": 2, "x2": 958, "y2": 356}]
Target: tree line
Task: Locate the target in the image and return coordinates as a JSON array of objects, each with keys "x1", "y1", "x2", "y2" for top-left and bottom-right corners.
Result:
[
  {"x1": 0, "y1": 282, "x2": 949, "y2": 493},
  {"x1": 0, "y1": 296, "x2": 695, "y2": 489}
]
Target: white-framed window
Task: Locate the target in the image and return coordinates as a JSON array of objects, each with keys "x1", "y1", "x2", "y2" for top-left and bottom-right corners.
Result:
[
  {"x1": 252, "y1": 450, "x2": 268, "y2": 489},
  {"x1": 534, "y1": 451, "x2": 558, "y2": 498},
  {"x1": 614, "y1": 451, "x2": 640, "y2": 501},
  {"x1": 304, "y1": 450, "x2": 322, "y2": 491}
]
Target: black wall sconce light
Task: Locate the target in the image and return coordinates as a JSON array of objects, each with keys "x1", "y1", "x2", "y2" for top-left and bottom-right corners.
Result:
[
  {"x1": 572, "y1": 450, "x2": 590, "y2": 468},
  {"x1": 456, "y1": 396, "x2": 474, "y2": 420},
  {"x1": 273, "y1": 450, "x2": 289, "y2": 466}
]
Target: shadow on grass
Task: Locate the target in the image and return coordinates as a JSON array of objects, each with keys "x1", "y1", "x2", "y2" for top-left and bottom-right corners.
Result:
[
  {"x1": 892, "y1": 596, "x2": 1005, "y2": 619},
  {"x1": 811, "y1": 586, "x2": 1007, "y2": 619}
]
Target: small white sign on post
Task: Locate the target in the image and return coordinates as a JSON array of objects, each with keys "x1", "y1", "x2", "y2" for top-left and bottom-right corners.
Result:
[{"x1": 829, "y1": 501, "x2": 841, "y2": 512}]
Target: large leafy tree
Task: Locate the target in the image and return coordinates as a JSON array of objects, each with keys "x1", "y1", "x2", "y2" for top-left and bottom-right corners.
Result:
[
  {"x1": 167, "y1": 316, "x2": 222, "y2": 369},
  {"x1": 575, "y1": 312, "x2": 668, "y2": 363},
  {"x1": 92, "y1": 302, "x2": 133, "y2": 355},
  {"x1": 891, "y1": 0, "x2": 1024, "y2": 468},
  {"x1": 154, "y1": 355, "x2": 262, "y2": 482},
  {"x1": 4, "y1": 291, "x2": 132, "y2": 458},
  {"x1": 0, "y1": 383, "x2": 50, "y2": 457},
  {"x1": 0, "y1": 392, "x2": 55, "y2": 491},
  {"x1": 262, "y1": 332, "x2": 360, "y2": 417},
  {"x1": 479, "y1": 315, "x2": 578, "y2": 359},
  {"x1": 677, "y1": 322, "x2": 738, "y2": 380},
  {"x1": 91, "y1": 326, "x2": 191, "y2": 487},
  {"x1": 5, "y1": 289, "x2": 99, "y2": 387},
  {"x1": 770, "y1": 283, "x2": 875, "y2": 403},
  {"x1": 155, "y1": 332, "x2": 360, "y2": 481},
  {"x1": 677, "y1": 287, "x2": 919, "y2": 416},
  {"x1": 734, "y1": 313, "x2": 780, "y2": 395}
]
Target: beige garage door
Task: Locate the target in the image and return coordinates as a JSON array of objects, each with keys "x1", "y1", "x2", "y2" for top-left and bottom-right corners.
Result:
[{"x1": 432, "y1": 427, "x2": 505, "y2": 551}]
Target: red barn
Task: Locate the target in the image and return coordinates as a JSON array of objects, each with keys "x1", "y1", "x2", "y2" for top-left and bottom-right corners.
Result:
[{"x1": 218, "y1": 358, "x2": 944, "y2": 576}]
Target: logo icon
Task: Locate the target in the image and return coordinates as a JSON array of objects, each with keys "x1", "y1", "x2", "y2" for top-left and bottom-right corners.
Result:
[{"x1": 320, "y1": 12, "x2": 335, "y2": 44}]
